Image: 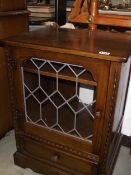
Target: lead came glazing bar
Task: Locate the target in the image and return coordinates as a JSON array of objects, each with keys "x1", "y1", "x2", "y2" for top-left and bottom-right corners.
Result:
[{"x1": 22, "y1": 58, "x2": 96, "y2": 142}]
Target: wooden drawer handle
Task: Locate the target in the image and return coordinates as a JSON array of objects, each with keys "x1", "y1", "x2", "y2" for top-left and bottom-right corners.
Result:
[{"x1": 51, "y1": 154, "x2": 59, "y2": 162}]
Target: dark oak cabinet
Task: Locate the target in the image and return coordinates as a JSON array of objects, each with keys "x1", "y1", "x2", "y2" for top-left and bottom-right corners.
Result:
[
  {"x1": 0, "y1": 0, "x2": 27, "y2": 11},
  {"x1": 4, "y1": 27, "x2": 131, "y2": 175},
  {"x1": 0, "y1": 0, "x2": 28, "y2": 137}
]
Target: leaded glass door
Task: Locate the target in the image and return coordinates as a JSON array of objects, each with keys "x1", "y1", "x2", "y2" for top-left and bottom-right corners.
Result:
[{"x1": 22, "y1": 57, "x2": 97, "y2": 143}]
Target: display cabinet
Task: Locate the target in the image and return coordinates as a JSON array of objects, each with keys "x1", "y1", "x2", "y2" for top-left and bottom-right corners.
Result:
[
  {"x1": 4, "y1": 27, "x2": 131, "y2": 175},
  {"x1": 0, "y1": 0, "x2": 28, "y2": 137}
]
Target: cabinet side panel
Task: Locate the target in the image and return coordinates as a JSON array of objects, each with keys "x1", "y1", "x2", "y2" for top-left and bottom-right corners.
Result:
[
  {"x1": 0, "y1": 47, "x2": 13, "y2": 137},
  {"x1": 99, "y1": 57, "x2": 131, "y2": 175},
  {"x1": 98, "y1": 62, "x2": 121, "y2": 175},
  {"x1": 0, "y1": 14, "x2": 28, "y2": 40},
  {"x1": 0, "y1": 0, "x2": 27, "y2": 11},
  {"x1": 106, "y1": 56, "x2": 131, "y2": 175}
]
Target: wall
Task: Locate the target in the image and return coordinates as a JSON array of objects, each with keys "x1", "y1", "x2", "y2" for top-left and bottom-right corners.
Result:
[{"x1": 122, "y1": 76, "x2": 131, "y2": 136}]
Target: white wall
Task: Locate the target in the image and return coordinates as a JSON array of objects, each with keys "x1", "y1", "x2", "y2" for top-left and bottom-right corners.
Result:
[
  {"x1": 79, "y1": 76, "x2": 131, "y2": 136},
  {"x1": 122, "y1": 76, "x2": 131, "y2": 136}
]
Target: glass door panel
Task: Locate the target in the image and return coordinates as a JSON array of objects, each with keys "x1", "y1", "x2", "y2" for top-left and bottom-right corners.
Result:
[{"x1": 22, "y1": 58, "x2": 97, "y2": 143}]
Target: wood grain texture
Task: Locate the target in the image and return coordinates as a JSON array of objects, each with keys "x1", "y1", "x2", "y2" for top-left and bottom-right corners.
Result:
[
  {"x1": 4, "y1": 27, "x2": 131, "y2": 175},
  {"x1": 69, "y1": 0, "x2": 131, "y2": 28},
  {"x1": 3, "y1": 27, "x2": 131, "y2": 62},
  {"x1": 0, "y1": 14, "x2": 28, "y2": 39},
  {"x1": 0, "y1": 0, "x2": 27, "y2": 12},
  {"x1": 0, "y1": 0, "x2": 28, "y2": 137},
  {"x1": 0, "y1": 47, "x2": 13, "y2": 137},
  {"x1": 0, "y1": 10, "x2": 29, "y2": 17}
]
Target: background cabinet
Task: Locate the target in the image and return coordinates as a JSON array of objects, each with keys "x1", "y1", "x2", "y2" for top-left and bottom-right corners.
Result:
[
  {"x1": 0, "y1": 0, "x2": 28, "y2": 137},
  {"x1": 0, "y1": 0, "x2": 27, "y2": 12},
  {"x1": 4, "y1": 27, "x2": 131, "y2": 175}
]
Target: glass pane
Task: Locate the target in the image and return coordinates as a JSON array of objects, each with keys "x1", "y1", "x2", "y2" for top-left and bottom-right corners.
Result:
[{"x1": 22, "y1": 58, "x2": 97, "y2": 142}]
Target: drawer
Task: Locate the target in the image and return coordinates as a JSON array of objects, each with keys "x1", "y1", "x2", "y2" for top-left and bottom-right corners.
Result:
[
  {"x1": 23, "y1": 137, "x2": 98, "y2": 175},
  {"x1": 0, "y1": 0, "x2": 27, "y2": 11}
]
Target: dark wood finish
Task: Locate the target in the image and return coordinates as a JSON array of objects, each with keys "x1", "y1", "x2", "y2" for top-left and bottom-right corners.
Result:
[
  {"x1": 0, "y1": 0, "x2": 27, "y2": 12},
  {"x1": 0, "y1": 0, "x2": 28, "y2": 137},
  {"x1": 0, "y1": 10, "x2": 28, "y2": 17},
  {"x1": 4, "y1": 27, "x2": 131, "y2": 61},
  {"x1": 3, "y1": 27, "x2": 131, "y2": 175},
  {"x1": 0, "y1": 13, "x2": 28, "y2": 39},
  {"x1": 0, "y1": 47, "x2": 13, "y2": 137},
  {"x1": 23, "y1": 67, "x2": 97, "y2": 86}
]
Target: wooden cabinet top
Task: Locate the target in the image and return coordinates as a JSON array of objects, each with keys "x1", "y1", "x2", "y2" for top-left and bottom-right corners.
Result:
[{"x1": 3, "y1": 27, "x2": 131, "y2": 62}]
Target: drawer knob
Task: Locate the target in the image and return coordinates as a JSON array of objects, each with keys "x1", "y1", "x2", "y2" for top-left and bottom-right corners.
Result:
[{"x1": 51, "y1": 154, "x2": 59, "y2": 162}]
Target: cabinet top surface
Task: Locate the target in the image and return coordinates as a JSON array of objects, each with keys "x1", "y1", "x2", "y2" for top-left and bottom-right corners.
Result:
[{"x1": 3, "y1": 27, "x2": 131, "y2": 62}]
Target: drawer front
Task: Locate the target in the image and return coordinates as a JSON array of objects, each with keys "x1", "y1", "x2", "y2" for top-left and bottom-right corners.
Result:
[{"x1": 23, "y1": 136, "x2": 98, "y2": 175}]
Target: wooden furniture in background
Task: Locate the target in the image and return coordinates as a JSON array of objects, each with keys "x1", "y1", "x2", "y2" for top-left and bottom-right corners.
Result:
[
  {"x1": 69, "y1": 0, "x2": 131, "y2": 30},
  {"x1": 0, "y1": 0, "x2": 28, "y2": 138},
  {"x1": 0, "y1": 0, "x2": 27, "y2": 12},
  {"x1": 4, "y1": 27, "x2": 131, "y2": 175}
]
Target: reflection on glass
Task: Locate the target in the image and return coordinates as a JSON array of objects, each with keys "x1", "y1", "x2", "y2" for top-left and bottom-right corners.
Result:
[{"x1": 22, "y1": 58, "x2": 97, "y2": 142}]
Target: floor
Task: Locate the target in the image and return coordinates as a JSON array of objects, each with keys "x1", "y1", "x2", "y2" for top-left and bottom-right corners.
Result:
[{"x1": 0, "y1": 130, "x2": 131, "y2": 175}]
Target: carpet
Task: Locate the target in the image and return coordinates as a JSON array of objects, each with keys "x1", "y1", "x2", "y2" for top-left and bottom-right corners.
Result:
[{"x1": 0, "y1": 130, "x2": 41, "y2": 175}]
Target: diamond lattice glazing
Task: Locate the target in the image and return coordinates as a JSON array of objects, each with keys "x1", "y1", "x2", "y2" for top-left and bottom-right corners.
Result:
[{"x1": 22, "y1": 58, "x2": 96, "y2": 142}]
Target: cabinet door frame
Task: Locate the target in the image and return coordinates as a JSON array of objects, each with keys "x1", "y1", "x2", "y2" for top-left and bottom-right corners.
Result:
[{"x1": 9, "y1": 47, "x2": 110, "y2": 155}]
